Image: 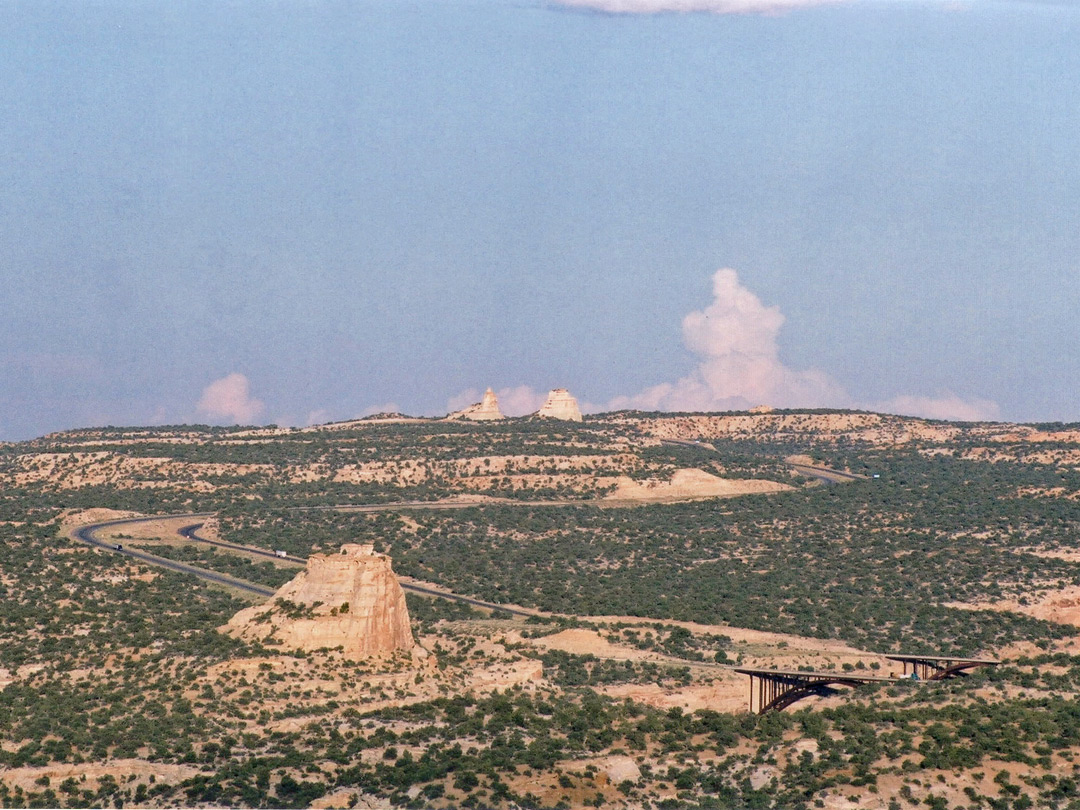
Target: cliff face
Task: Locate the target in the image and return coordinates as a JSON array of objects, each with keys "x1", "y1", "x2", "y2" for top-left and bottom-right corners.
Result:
[
  {"x1": 447, "y1": 387, "x2": 505, "y2": 421},
  {"x1": 225, "y1": 544, "x2": 415, "y2": 658},
  {"x1": 537, "y1": 388, "x2": 583, "y2": 422}
]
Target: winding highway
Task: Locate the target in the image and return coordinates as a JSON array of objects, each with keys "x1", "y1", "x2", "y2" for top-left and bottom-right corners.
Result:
[
  {"x1": 70, "y1": 457, "x2": 865, "y2": 616},
  {"x1": 71, "y1": 515, "x2": 275, "y2": 598},
  {"x1": 659, "y1": 439, "x2": 867, "y2": 485},
  {"x1": 71, "y1": 515, "x2": 536, "y2": 617}
]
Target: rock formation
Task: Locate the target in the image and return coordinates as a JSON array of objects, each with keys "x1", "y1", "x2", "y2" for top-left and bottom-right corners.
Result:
[
  {"x1": 447, "y1": 387, "x2": 505, "y2": 421},
  {"x1": 225, "y1": 544, "x2": 415, "y2": 658},
  {"x1": 536, "y1": 388, "x2": 583, "y2": 422}
]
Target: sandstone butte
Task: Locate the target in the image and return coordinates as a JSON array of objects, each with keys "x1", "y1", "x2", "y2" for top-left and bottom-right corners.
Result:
[
  {"x1": 225, "y1": 544, "x2": 416, "y2": 659},
  {"x1": 536, "y1": 388, "x2": 583, "y2": 422},
  {"x1": 446, "y1": 387, "x2": 505, "y2": 421}
]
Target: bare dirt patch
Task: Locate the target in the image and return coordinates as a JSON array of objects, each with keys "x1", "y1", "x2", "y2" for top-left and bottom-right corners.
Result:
[
  {"x1": 0, "y1": 760, "x2": 201, "y2": 794},
  {"x1": 605, "y1": 468, "x2": 791, "y2": 503},
  {"x1": 59, "y1": 508, "x2": 144, "y2": 537},
  {"x1": 952, "y1": 584, "x2": 1080, "y2": 627}
]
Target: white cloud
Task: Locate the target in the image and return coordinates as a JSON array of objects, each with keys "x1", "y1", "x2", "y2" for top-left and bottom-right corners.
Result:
[
  {"x1": 305, "y1": 409, "x2": 331, "y2": 426},
  {"x1": 441, "y1": 269, "x2": 998, "y2": 426},
  {"x1": 196, "y1": 373, "x2": 265, "y2": 425},
  {"x1": 600, "y1": 267, "x2": 1000, "y2": 424},
  {"x1": 874, "y1": 393, "x2": 1000, "y2": 423},
  {"x1": 555, "y1": 0, "x2": 842, "y2": 15},
  {"x1": 359, "y1": 402, "x2": 402, "y2": 418},
  {"x1": 496, "y1": 385, "x2": 549, "y2": 416},
  {"x1": 605, "y1": 268, "x2": 846, "y2": 413}
]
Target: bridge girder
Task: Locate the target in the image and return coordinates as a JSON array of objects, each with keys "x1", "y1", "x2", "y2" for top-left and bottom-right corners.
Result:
[
  {"x1": 738, "y1": 669, "x2": 894, "y2": 714},
  {"x1": 884, "y1": 655, "x2": 999, "y2": 682}
]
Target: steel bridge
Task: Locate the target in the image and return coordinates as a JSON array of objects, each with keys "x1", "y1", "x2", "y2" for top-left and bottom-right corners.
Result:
[
  {"x1": 734, "y1": 667, "x2": 897, "y2": 714},
  {"x1": 884, "y1": 654, "x2": 1000, "y2": 681}
]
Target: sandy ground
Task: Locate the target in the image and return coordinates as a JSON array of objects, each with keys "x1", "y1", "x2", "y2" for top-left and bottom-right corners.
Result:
[
  {"x1": 605, "y1": 469, "x2": 791, "y2": 502},
  {"x1": 59, "y1": 507, "x2": 145, "y2": 536},
  {"x1": 0, "y1": 760, "x2": 202, "y2": 794},
  {"x1": 948, "y1": 583, "x2": 1080, "y2": 628}
]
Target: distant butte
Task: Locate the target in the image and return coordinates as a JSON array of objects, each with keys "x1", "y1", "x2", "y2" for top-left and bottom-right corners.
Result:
[
  {"x1": 536, "y1": 388, "x2": 583, "y2": 422},
  {"x1": 447, "y1": 387, "x2": 505, "y2": 421}
]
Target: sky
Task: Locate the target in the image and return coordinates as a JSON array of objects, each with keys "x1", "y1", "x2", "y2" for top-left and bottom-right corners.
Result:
[{"x1": 1, "y1": 0, "x2": 1078, "y2": 439}]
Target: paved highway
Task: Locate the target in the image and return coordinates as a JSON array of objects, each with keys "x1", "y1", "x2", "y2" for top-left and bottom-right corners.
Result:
[
  {"x1": 72, "y1": 516, "x2": 274, "y2": 598},
  {"x1": 297, "y1": 499, "x2": 584, "y2": 514},
  {"x1": 786, "y1": 463, "x2": 866, "y2": 484},
  {"x1": 176, "y1": 523, "x2": 307, "y2": 565},
  {"x1": 178, "y1": 521, "x2": 537, "y2": 617},
  {"x1": 69, "y1": 453, "x2": 863, "y2": 618},
  {"x1": 72, "y1": 514, "x2": 536, "y2": 617},
  {"x1": 658, "y1": 439, "x2": 866, "y2": 485}
]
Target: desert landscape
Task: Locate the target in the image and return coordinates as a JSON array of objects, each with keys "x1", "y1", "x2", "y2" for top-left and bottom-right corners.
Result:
[
  {"x1": 4, "y1": 0, "x2": 1076, "y2": 804},
  {"x1": 1, "y1": 408, "x2": 1080, "y2": 808}
]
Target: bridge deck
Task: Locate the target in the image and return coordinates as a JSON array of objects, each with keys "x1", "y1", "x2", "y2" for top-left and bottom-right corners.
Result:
[
  {"x1": 883, "y1": 654, "x2": 1000, "y2": 681},
  {"x1": 734, "y1": 668, "x2": 897, "y2": 714},
  {"x1": 884, "y1": 654, "x2": 1000, "y2": 665},
  {"x1": 734, "y1": 667, "x2": 895, "y2": 681}
]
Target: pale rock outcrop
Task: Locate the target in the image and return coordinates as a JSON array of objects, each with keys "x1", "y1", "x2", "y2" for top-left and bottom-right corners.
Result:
[
  {"x1": 606, "y1": 468, "x2": 792, "y2": 502},
  {"x1": 447, "y1": 388, "x2": 505, "y2": 421},
  {"x1": 225, "y1": 544, "x2": 415, "y2": 658},
  {"x1": 605, "y1": 756, "x2": 642, "y2": 785},
  {"x1": 536, "y1": 388, "x2": 583, "y2": 422}
]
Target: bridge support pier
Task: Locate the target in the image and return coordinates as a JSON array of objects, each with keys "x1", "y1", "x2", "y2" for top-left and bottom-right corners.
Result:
[{"x1": 736, "y1": 668, "x2": 896, "y2": 714}]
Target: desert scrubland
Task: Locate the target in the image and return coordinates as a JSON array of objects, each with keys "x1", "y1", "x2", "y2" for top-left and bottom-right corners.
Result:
[{"x1": 3, "y1": 410, "x2": 1080, "y2": 808}]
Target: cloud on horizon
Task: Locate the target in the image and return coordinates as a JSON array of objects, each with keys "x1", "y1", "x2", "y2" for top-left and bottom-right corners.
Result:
[
  {"x1": 554, "y1": 0, "x2": 843, "y2": 15},
  {"x1": 359, "y1": 402, "x2": 403, "y2": 418},
  {"x1": 874, "y1": 392, "x2": 1001, "y2": 423},
  {"x1": 446, "y1": 269, "x2": 999, "y2": 425},
  {"x1": 604, "y1": 268, "x2": 847, "y2": 413},
  {"x1": 196, "y1": 373, "x2": 265, "y2": 425},
  {"x1": 599, "y1": 268, "x2": 1000, "y2": 423}
]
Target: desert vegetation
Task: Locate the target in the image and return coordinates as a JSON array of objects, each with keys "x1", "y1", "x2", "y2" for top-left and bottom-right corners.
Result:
[{"x1": 3, "y1": 411, "x2": 1080, "y2": 807}]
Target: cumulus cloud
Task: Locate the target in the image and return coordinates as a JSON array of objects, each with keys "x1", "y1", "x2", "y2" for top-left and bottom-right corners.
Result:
[
  {"x1": 196, "y1": 373, "x2": 265, "y2": 425},
  {"x1": 874, "y1": 393, "x2": 1001, "y2": 423},
  {"x1": 601, "y1": 268, "x2": 1000, "y2": 424},
  {"x1": 554, "y1": 0, "x2": 842, "y2": 15},
  {"x1": 442, "y1": 268, "x2": 999, "y2": 425},
  {"x1": 605, "y1": 268, "x2": 847, "y2": 413}
]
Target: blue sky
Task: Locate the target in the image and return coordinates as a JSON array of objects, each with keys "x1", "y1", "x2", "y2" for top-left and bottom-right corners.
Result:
[{"x1": 1, "y1": 0, "x2": 1078, "y2": 439}]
